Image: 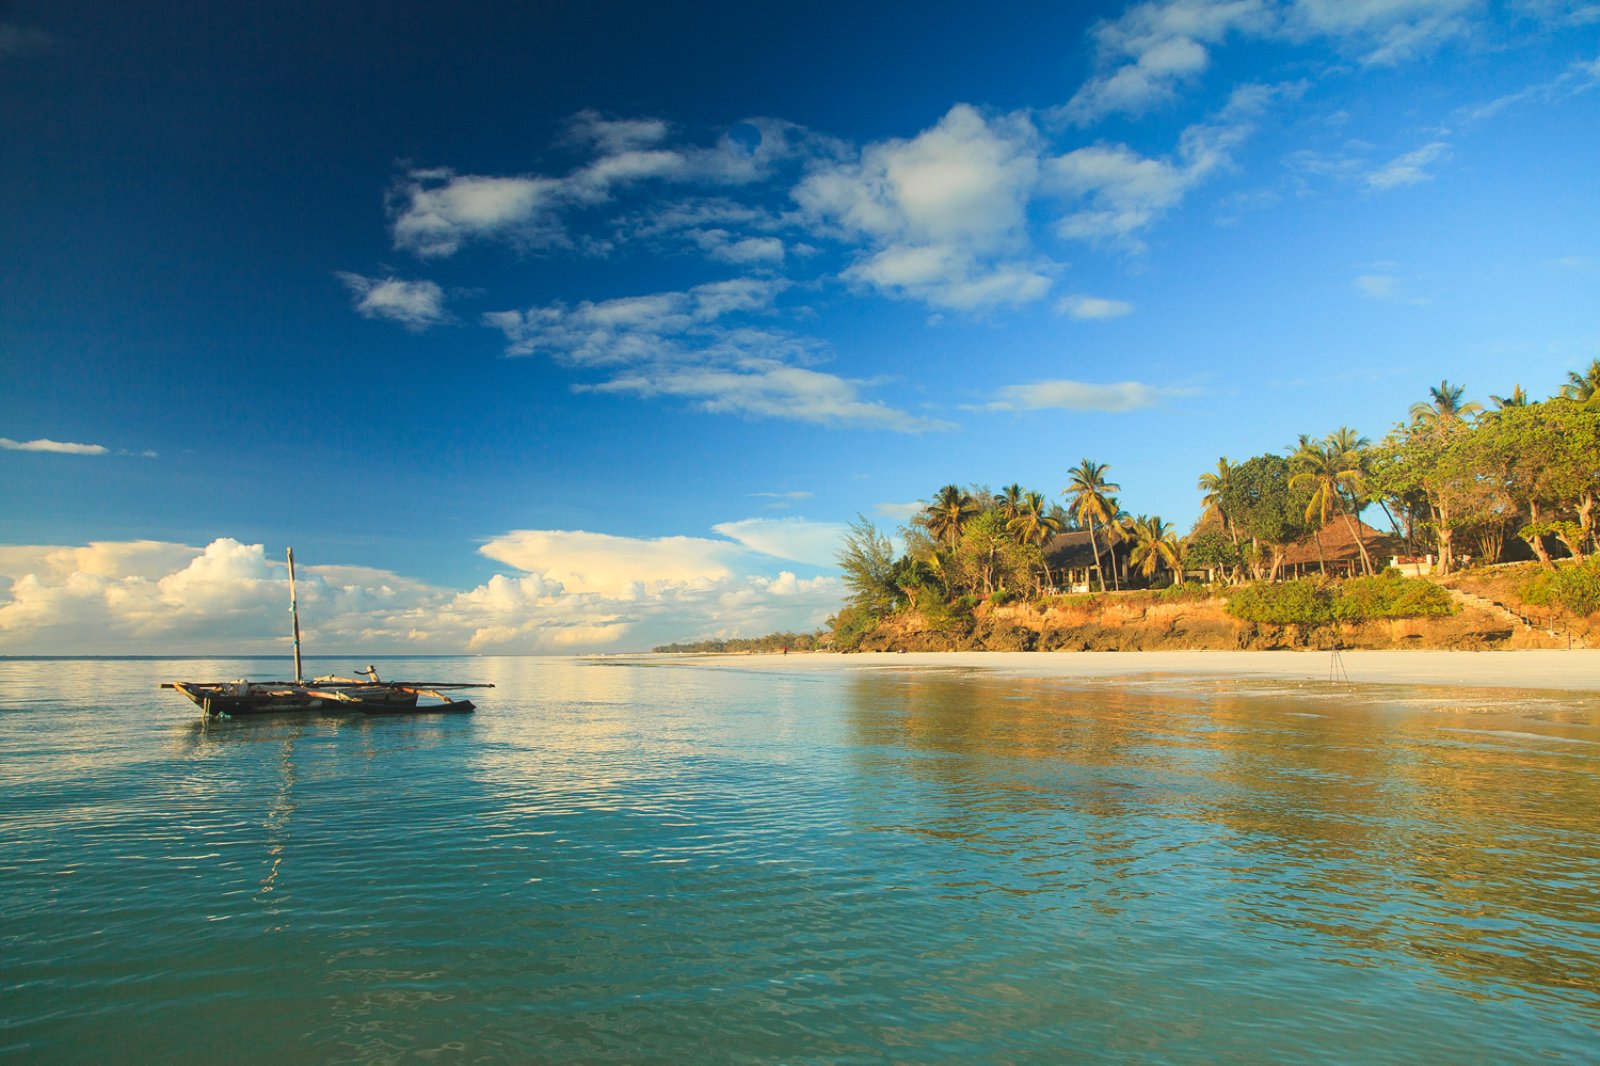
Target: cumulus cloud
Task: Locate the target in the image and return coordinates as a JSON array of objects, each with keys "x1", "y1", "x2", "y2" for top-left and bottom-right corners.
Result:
[
  {"x1": 479, "y1": 529, "x2": 741, "y2": 597},
  {"x1": 388, "y1": 115, "x2": 828, "y2": 259},
  {"x1": 1365, "y1": 141, "x2": 1451, "y2": 190},
  {"x1": 0, "y1": 437, "x2": 110, "y2": 455},
  {"x1": 976, "y1": 379, "x2": 1184, "y2": 412},
  {"x1": 1050, "y1": 83, "x2": 1282, "y2": 247},
  {"x1": 336, "y1": 272, "x2": 448, "y2": 329},
  {"x1": 1062, "y1": 0, "x2": 1272, "y2": 123},
  {"x1": 1057, "y1": 294, "x2": 1135, "y2": 319},
  {"x1": 0, "y1": 535, "x2": 847, "y2": 655},
  {"x1": 390, "y1": 169, "x2": 566, "y2": 257},
  {"x1": 794, "y1": 104, "x2": 1055, "y2": 309}
]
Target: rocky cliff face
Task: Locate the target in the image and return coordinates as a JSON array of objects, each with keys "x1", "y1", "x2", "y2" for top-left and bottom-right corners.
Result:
[{"x1": 851, "y1": 596, "x2": 1562, "y2": 653}]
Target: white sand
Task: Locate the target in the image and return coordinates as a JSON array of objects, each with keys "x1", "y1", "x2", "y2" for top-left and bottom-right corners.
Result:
[{"x1": 629, "y1": 649, "x2": 1600, "y2": 692}]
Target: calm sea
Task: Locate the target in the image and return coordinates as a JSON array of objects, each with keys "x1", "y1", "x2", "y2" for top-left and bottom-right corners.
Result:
[{"x1": 3, "y1": 655, "x2": 1599, "y2": 1063}]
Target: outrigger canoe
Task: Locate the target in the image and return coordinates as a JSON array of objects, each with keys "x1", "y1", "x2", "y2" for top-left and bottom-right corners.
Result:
[
  {"x1": 164, "y1": 673, "x2": 487, "y2": 719},
  {"x1": 165, "y1": 548, "x2": 491, "y2": 720}
]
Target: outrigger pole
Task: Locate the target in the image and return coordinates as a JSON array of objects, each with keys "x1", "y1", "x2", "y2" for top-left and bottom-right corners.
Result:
[{"x1": 287, "y1": 547, "x2": 303, "y2": 683}]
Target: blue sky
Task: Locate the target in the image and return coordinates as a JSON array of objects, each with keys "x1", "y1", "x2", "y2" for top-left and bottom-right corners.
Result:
[{"x1": 2, "y1": 1, "x2": 1597, "y2": 654}]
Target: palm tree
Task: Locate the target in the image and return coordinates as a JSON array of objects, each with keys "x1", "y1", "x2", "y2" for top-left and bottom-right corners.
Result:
[
  {"x1": 1008, "y1": 491, "x2": 1064, "y2": 593},
  {"x1": 1062, "y1": 459, "x2": 1120, "y2": 592},
  {"x1": 922, "y1": 484, "x2": 978, "y2": 549},
  {"x1": 1410, "y1": 379, "x2": 1482, "y2": 426},
  {"x1": 1127, "y1": 515, "x2": 1181, "y2": 585},
  {"x1": 1290, "y1": 430, "x2": 1374, "y2": 575},
  {"x1": 1490, "y1": 384, "x2": 1529, "y2": 409},
  {"x1": 1560, "y1": 358, "x2": 1600, "y2": 405},
  {"x1": 998, "y1": 483, "x2": 1026, "y2": 524},
  {"x1": 1197, "y1": 457, "x2": 1238, "y2": 545}
]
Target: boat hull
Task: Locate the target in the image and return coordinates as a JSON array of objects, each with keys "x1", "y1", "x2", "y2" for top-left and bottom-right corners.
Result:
[{"x1": 168, "y1": 681, "x2": 476, "y2": 719}]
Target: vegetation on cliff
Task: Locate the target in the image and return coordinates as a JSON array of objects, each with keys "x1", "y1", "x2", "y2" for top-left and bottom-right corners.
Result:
[{"x1": 827, "y1": 368, "x2": 1599, "y2": 651}]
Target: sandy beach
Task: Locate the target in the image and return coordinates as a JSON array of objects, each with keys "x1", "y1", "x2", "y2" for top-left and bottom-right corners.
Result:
[{"x1": 633, "y1": 649, "x2": 1600, "y2": 692}]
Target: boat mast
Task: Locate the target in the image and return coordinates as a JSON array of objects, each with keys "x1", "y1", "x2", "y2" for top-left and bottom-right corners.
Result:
[{"x1": 287, "y1": 547, "x2": 303, "y2": 683}]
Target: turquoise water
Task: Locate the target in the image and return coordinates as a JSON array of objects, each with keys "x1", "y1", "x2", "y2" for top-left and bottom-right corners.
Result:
[{"x1": 3, "y1": 655, "x2": 1600, "y2": 1063}]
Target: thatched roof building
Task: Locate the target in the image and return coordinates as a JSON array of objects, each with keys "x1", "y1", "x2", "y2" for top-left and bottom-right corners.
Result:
[
  {"x1": 1277, "y1": 518, "x2": 1403, "y2": 576},
  {"x1": 1043, "y1": 530, "x2": 1129, "y2": 592}
]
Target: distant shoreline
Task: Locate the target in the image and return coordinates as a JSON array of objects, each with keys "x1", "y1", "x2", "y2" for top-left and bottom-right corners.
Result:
[{"x1": 620, "y1": 649, "x2": 1600, "y2": 692}]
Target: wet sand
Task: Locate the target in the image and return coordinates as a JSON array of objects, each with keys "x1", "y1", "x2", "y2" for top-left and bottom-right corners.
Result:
[{"x1": 633, "y1": 649, "x2": 1600, "y2": 692}]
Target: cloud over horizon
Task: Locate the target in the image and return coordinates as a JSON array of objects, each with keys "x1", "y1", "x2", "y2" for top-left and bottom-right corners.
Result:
[{"x1": 0, "y1": 534, "x2": 846, "y2": 655}]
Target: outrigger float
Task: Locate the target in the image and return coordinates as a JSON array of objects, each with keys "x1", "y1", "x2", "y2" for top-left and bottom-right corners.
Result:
[{"x1": 164, "y1": 548, "x2": 491, "y2": 720}]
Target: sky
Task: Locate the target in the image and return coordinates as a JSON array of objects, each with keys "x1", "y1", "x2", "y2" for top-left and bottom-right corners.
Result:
[{"x1": 2, "y1": 0, "x2": 1597, "y2": 655}]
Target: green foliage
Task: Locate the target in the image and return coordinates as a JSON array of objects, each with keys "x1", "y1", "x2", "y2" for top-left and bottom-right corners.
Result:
[
  {"x1": 1226, "y1": 573, "x2": 1456, "y2": 625},
  {"x1": 653, "y1": 631, "x2": 825, "y2": 654},
  {"x1": 1156, "y1": 581, "x2": 1211, "y2": 603},
  {"x1": 1227, "y1": 579, "x2": 1334, "y2": 625},
  {"x1": 1220, "y1": 454, "x2": 1312, "y2": 552},
  {"x1": 1520, "y1": 559, "x2": 1600, "y2": 617},
  {"x1": 827, "y1": 605, "x2": 880, "y2": 651},
  {"x1": 836, "y1": 515, "x2": 902, "y2": 619},
  {"x1": 1185, "y1": 528, "x2": 1241, "y2": 570}
]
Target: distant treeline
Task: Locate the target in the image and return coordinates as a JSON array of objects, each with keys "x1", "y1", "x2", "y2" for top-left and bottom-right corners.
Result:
[{"x1": 653, "y1": 631, "x2": 827, "y2": 654}]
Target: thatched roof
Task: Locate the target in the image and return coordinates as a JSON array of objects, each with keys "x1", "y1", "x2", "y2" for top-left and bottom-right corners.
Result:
[
  {"x1": 1277, "y1": 518, "x2": 1402, "y2": 567},
  {"x1": 1044, "y1": 529, "x2": 1126, "y2": 570}
]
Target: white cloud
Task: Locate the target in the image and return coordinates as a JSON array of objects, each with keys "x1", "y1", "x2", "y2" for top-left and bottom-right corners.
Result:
[
  {"x1": 388, "y1": 115, "x2": 829, "y2": 260},
  {"x1": 336, "y1": 272, "x2": 448, "y2": 329},
  {"x1": 1354, "y1": 271, "x2": 1429, "y2": 303},
  {"x1": 1285, "y1": 0, "x2": 1484, "y2": 64},
  {"x1": 485, "y1": 279, "x2": 946, "y2": 431},
  {"x1": 1062, "y1": 0, "x2": 1272, "y2": 122},
  {"x1": 1061, "y1": 0, "x2": 1488, "y2": 124},
  {"x1": 0, "y1": 535, "x2": 847, "y2": 655},
  {"x1": 1050, "y1": 83, "x2": 1282, "y2": 247},
  {"x1": 1365, "y1": 141, "x2": 1451, "y2": 189},
  {"x1": 391, "y1": 170, "x2": 566, "y2": 257},
  {"x1": 479, "y1": 529, "x2": 739, "y2": 597},
  {"x1": 977, "y1": 379, "x2": 1183, "y2": 412},
  {"x1": 794, "y1": 104, "x2": 1055, "y2": 309},
  {"x1": 709, "y1": 517, "x2": 849, "y2": 566},
  {"x1": 690, "y1": 228, "x2": 786, "y2": 265},
  {"x1": 874, "y1": 501, "x2": 926, "y2": 522},
  {"x1": 583, "y1": 361, "x2": 954, "y2": 432},
  {"x1": 0, "y1": 437, "x2": 110, "y2": 455},
  {"x1": 1057, "y1": 294, "x2": 1135, "y2": 319}
]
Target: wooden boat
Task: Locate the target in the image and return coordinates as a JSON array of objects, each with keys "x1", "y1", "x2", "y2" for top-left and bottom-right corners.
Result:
[{"x1": 165, "y1": 549, "x2": 491, "y2": 720}]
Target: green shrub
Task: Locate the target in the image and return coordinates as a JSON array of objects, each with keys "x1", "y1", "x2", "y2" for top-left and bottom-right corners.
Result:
[
  {"x1": 1524, "y1": 559, "x2": 1600, "y2": 617},
  {"x1": 1227, "y1": 579, "x2": 1334, "y2": 625},
  {"x1": 1226, "y1": 573, "x2": 1457, "y2": 625}
]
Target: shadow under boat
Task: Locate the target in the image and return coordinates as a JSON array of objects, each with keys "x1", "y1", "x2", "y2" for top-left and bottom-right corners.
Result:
[{"x1": 164, "y1": 547, "x2": 492, "y2": 721}]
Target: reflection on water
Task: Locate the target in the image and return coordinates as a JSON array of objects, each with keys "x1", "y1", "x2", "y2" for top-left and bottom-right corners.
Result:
[
  {"x1": 2, "y1": 656, "x2": 1599, "y2": 1063},
  {"x1": 842, "y1": 671, "x2": 1600, "y2": 1016}
]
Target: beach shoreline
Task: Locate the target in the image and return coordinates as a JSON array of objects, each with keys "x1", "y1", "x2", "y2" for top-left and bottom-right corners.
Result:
[{"x1": 611, "y1": 649, "x2": 1600, "y2": 692}]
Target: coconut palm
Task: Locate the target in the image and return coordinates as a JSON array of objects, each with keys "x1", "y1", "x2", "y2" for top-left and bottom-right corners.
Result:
[
  {"x1": 1062, "y1": 459, "x2": 1120, "y2": 592},
  {"x1": 1197, "y1": 457, "x2": 1238, "y2": 545},
  {"x1": 1008, "y1": 491, "x2": 1064, "y2": 593},
  {"x1": 1560, "y1": 358, "x2": 1600, "y2": 405},
  {"x1": 922, "y1": 484, "x2": 978, "y2": 549},
  {"x1": 1490, "y1": 384, "x2": 1529, "y2": 409},
  {"x1": 1290, "y1": 431, "x2": 1374, "y2": 575},
  {"x1": 998, "y1": 483, "x2": 1026, "y2": 524},
  {"x1": 1127, "y1": 515, "x2": 1182, "y2": 585},
  {"x1": 1410, "y1": 379, "x2": 1482, "y2": 426}
]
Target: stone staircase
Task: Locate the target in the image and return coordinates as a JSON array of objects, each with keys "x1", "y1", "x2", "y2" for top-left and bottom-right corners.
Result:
[{"x1": 1445, "y1": 587, "x2": 1588, "y2": 648}]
